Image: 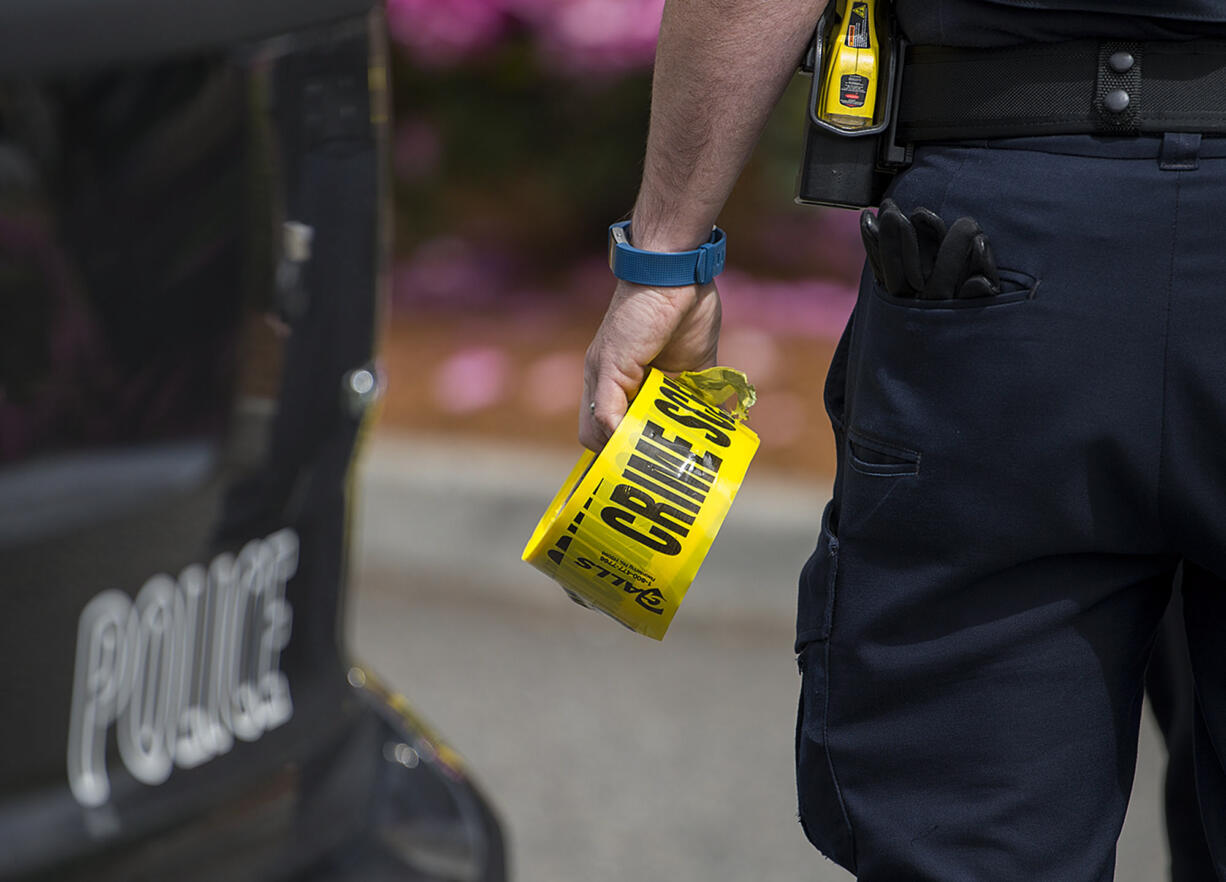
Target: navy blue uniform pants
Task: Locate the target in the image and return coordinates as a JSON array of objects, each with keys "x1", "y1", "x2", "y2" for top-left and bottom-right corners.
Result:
[
  {"x1": 1149, "y1": 577, "x2": 1218, "y2": 881},
  {"x1": 796, "y1": 133, "x2": 1226, "y2": 881}
]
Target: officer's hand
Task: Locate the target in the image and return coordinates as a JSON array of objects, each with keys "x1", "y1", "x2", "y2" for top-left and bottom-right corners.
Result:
[
  {"x1": 580, "y1": 279, "x2": 721, "y2": 452},
  {"x1": 860, "y1": 198, "x2": 1000, "y2": 299}
]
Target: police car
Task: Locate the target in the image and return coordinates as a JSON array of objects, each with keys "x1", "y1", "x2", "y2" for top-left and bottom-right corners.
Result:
[{"x1": 0, "y1": 2, "x2": 507, "y2": 879}]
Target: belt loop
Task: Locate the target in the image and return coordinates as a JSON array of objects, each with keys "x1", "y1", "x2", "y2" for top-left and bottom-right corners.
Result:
[
  {"x1": 1160, "y1": 132, "x2": 1202, "y2": 171},
  {"x1": 1094, "y1": 41, "x2": 1143, "y2": 133}
]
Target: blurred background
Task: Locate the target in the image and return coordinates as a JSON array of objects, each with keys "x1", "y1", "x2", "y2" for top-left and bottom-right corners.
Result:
[
  {"x1": 352, "y1": 1, "x2": 1169, "y2": 879},
  {"x1": 377, "y1": 0, "x2": 861, "y2": 475}
]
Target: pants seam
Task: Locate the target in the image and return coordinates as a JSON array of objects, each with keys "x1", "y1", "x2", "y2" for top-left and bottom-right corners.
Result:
[
  {"x1": 1156, "y1": 173, "x2": 1180, "y2": 545},
  {"x1": 822, "y1": 628, "x2": 857, "y2": 869},
  {"x1": 934, "y1": 148, "x2": 969, "y2": 221}
]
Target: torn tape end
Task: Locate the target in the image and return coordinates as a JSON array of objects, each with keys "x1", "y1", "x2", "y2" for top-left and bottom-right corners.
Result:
[{"x1": 677, "y1": 366, "x2": 757, "y2": 423}]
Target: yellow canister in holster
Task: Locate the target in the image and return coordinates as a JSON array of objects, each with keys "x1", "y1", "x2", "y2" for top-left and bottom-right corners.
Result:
[{"x1": 818, "y1": 0, "x2": 881, "y2": 130}]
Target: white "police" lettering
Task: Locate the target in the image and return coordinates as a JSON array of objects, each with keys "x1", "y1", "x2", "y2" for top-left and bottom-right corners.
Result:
[{"x1": 66, "y1": 529, "x2": 298, "y2": 808}]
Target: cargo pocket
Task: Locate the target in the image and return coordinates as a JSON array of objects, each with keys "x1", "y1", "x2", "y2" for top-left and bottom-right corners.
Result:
[
  {"x1": 794, "y1": 501, "x2": 855, "y2": 872},
  {"x1": 846, "y1": 426, "x2": 920, "y2": 478}
]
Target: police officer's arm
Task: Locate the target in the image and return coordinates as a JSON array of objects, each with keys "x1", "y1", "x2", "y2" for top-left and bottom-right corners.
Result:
[{"x1": 579, "y1": 0, "x2": 827, "y2": 451}]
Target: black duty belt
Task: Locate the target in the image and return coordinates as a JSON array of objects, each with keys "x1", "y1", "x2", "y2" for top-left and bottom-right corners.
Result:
[{"x1": 896, "y1": 39, "x2": 1226, "y2": 142}]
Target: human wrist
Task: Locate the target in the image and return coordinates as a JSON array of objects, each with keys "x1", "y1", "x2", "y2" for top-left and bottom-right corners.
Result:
[
  {"x1": 627, "y1": 198, "x2": 722, "y2": 252},
  {"x1": 624, "y1": 224, "x2": 712, "y2": 253}
]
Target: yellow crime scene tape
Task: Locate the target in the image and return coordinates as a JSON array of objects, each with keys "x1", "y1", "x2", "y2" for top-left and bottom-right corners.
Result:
[{"x1": 522, "y1": 367, "x2": 759, "y2": 640}]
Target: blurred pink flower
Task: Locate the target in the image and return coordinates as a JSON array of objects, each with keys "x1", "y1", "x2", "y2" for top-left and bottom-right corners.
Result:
[
  {"x1": 433, "y1": 346, "x2": 511, "y2": 413},
  {"x1": 393, "y1": 117, "x2": 443, "y2": 181},
  {"x1": 386, "y1": 0, "x2": 664, "y2": 74},
  {"x1": 566, "y1": 255, "x2": 623, "y2": 307},
  {"x1": 387, "y1": 0, "x2": 508, "y2": 67},
  {"x1": 810, "y1": 207, "x2": 867, "y2": 279},
  {"x1": 750, "y1": 208, "x2": 865, "y2": 282},
  {"x1": 718, "y1": 270, "x2": 857, "y2": 341},
  {"x1": 531, "y1": 0, "x2": 664, "y2": 75},
  {"x1": 499, "y1": 0, "x2": 558, "y2": 19},
  {"x1": 392, "y1": 237, "x2": 513, "y2": 310}
]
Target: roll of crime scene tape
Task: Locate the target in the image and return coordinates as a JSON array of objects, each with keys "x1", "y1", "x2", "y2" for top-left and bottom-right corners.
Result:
[{"x1": 522, "y1": 367, "x2": 759, "y2": 640}]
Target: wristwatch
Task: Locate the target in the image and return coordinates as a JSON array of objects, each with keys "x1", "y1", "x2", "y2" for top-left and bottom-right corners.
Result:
[{"x1": 607, "y1": 221, "x2": 727, "y2": 287}]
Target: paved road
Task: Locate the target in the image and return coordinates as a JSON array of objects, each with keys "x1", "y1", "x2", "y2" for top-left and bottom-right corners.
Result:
[{"x1": 349, "y1": 434, "x2": 1169, "y2": 882}]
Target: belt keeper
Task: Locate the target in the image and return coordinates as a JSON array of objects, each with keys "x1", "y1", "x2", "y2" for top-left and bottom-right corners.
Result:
[{"x1": 1094, "y1": 40, "x2": 1142, "y2": 132}]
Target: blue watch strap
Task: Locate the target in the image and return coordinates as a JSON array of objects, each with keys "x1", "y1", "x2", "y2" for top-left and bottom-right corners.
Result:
[{"x1": 607, "y1": 221, "x2": 727, "y2": 286}]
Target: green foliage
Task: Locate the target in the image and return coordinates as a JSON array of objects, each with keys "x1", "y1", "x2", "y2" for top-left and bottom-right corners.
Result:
[
  {"x1": 390, "y1": 41, "x2": 855, "y2": 289},
  {"x1": 392, "y1": 44, "x2": 652, "y2": 274}
]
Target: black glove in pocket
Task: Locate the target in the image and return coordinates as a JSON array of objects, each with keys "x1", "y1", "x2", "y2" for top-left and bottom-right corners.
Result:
[{"x1": 860, "y1": 199, "x2": 1001, "y2": 300}]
